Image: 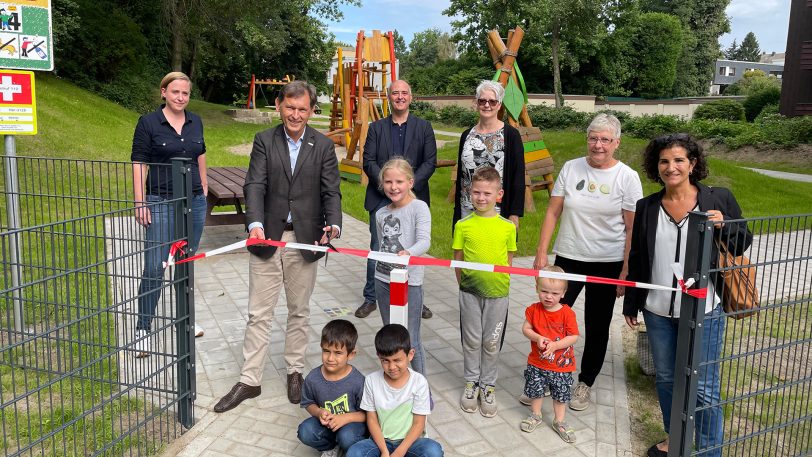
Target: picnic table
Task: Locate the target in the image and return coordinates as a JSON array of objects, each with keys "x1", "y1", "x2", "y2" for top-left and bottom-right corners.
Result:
[{"x1": 205, "y1": 167, "x2": 247, "y2": 226}]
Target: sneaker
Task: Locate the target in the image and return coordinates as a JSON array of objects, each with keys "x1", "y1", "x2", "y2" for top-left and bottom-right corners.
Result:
[
  {"x1": 194, "y1": 323, "x2": 204, "y2": 337},
  {"x1": 134, "y1": 329, "x2": 150, "y2": 358},
  {"x1": 569, "y1": 382, "x2": 591, "y2": 411},
  {"x1": 480, "y1": 384, "x2": 497, "y2": 418},
  {"x1": 421, "y1": 305, "x2": 433, "y2": 319},
  {"x1": 354, "y1": 301, "x2": 377, "y2": 318},
  {"x1": 319, "y1": 448, "x2": 339, "y2": 457},
  {"x1": 460, "y1": 381, "x2": 479, "y2": 413}
]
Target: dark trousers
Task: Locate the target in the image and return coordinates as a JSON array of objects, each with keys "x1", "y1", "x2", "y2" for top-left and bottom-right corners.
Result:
[{"x1": 555, "y1": 255, "x2": 623, "y2": 387}]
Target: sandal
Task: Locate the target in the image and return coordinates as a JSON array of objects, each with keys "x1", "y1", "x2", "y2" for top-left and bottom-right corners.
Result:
[
  {"x1": 553, "y1": 420, "x2": 576, "y2": 443},
  {"x1": 520, "y1": 413, "x2": 543, "y2": 432}
]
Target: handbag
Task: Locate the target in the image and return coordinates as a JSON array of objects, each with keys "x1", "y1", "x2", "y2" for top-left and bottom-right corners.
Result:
[{"x1": 717, "y1": 241, "x2": 759, "y2": 319}]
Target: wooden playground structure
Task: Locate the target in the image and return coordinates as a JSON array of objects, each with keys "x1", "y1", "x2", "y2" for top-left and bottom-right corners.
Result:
[
  {"x1": 448, "y1": 26, "x2": 555, "y2": 212},
  {"x1": 328, "y1": 30, "x2": 398, "y2": 183}
]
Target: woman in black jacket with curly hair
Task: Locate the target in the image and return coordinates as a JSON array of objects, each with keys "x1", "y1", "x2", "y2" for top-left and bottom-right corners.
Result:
[{"x1": 623, "y1": 133, "x2": 752, "y2": 457}]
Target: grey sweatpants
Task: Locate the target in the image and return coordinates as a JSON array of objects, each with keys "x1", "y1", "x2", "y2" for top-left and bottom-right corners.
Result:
[{"x1": 459, "y1": 289, "x2": 510, "y2": 386}]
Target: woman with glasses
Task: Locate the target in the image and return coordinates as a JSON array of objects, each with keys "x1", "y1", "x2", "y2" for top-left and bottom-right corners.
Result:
[
  {"x1": 452, "y1": 80, "x2": 525, "y2": 229},
  {"x1": 532, "y1": 113, "x2": 643, "y2": 411},
  {"x1": 623, "y1": 134, "x2": 750, "y2": 457}
]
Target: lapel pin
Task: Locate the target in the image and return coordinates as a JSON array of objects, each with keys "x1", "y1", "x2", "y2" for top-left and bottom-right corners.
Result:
[{"x1": 307, "y1": 142, "x2": 314, "y2": 147}]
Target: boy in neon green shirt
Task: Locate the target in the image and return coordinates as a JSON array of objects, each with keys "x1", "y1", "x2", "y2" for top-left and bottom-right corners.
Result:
[{"x1": 452, "y1": 166, "x2": 517, "y2": 418}]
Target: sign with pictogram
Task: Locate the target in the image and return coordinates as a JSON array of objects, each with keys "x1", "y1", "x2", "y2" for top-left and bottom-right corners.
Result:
[
  {"x1": 0, "y1": 69, "x2": 36, "y2": 134},
  {"x1": 0, "y1": 1, "x2": 52, "y2": 71}
]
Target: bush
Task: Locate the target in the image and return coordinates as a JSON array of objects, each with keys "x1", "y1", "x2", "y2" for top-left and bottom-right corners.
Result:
[
  {"x1": 693, "y1": 100, "x2": 746, "y2": 122},
  {"x1": 527, "y1": 105, "x2": 590, "y2": 130},
  {"x1": 687, "y1": 119, "x2": 751, "y2": 140},
  {"x1": 410, "y1": 100, "x2": 438, "y2": 122},
  {"x1": 438, "y1": 105, "x2": 478, "y2": 127},
  {"x1": 743, "y1": 87, "x2": 781, "y2": 121},
  {"x1": 624, "y1": 114, "x2": 688, "y2": 140}
]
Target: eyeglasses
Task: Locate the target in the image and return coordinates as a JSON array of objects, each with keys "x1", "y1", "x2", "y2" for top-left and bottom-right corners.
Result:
[
  {"x1": 587, "y1": 136, "x2": 615, "y2": 145},
  {"x1": 477, "y1": 98, "x2": 500, "y2": 108}
]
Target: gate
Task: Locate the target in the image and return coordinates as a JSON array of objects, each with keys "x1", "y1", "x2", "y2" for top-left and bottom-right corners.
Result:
[{"x1": 1, "y1": 157, "x2": 197, "y2": 456}]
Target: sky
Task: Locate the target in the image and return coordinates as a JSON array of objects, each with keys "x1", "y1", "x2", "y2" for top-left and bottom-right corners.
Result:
[{"x1": 323, "y1": 0, "x2": 791, "y2": 55}]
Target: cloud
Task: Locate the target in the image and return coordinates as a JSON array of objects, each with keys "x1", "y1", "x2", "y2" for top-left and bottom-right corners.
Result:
[{"x1": 726, "y1": 0, "x2": 785, "y2": 18}]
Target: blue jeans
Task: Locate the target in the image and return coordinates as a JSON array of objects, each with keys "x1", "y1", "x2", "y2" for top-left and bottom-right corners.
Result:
[
  {"x1": 347, "y1": 437, "x2": 443, "y2": 457},
  {"x1": 375, "y1": 279, "x2": 425, "y2": 374},
  {"x1": 297, "y1": 416, "x2": 367, "y2": 452},
  {"x1": 136, "y1": 194, "x2": 206, "y2": 331},
  {"x1": 363, "y1": 201, "x2": 389, "y2": 304},
  {"x1": 643, "y1": 306, "x2": 725, "y2": 457}
]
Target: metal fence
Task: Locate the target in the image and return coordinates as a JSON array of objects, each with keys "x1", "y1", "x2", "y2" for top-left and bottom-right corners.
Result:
[
  {"x1": 670, "y1": 212, "x2": 811, "y2": 457},
  {"x1": 0, "y1": 156, "x2": 196, "y2": 456}
]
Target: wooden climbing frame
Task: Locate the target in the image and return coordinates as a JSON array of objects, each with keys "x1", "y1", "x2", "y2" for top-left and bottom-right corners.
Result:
[{"x1": 448, "y1": 25, "x2": 555, "y2": 212}]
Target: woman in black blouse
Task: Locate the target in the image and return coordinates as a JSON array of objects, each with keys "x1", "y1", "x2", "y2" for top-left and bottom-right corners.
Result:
[
  {"x1": 132, "y1": 72, "x2": 208, "y2": 357},
  {"x1": 452, "y1": 80, "x2": 525, "y2": 230}
]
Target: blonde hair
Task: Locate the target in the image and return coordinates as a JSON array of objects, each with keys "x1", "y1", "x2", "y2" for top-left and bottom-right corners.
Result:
[
  {"x1": 378, "y1": 157, "x2": 416, "y2": 198},
  {"x1": 160, "y1": 72, "x2": 192, "y2": 94},
  {"x1": 536, "y1": 265, "x2": 568, "y2": 293}
]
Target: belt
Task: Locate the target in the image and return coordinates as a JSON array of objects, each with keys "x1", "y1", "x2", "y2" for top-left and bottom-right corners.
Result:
[{"x1": 284, "y1": 222, "x2": 294, "y2": 231}]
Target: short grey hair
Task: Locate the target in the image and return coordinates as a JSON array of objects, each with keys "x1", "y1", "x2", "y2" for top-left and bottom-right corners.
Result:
[
  {"x1": 475, "y1": 80, "x2": 505, "y2": 103},
  {"x1": 277, "y1": 80, "x2": 318, "y2": 108},
  {"x1": 587, "y1": 113, "x2": 621, "y2": 138}
]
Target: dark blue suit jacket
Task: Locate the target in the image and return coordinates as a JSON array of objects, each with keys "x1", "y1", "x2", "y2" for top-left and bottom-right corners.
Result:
[{"x1": 362, "y1": 114, "x2": 437, "y2": 212}]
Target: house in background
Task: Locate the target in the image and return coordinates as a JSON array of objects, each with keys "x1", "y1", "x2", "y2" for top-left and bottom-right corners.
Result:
[
  {"x1": 711, "y1": 59, "x2": 784, "y2": 95},
  {"x1": 759, "y1": 51, "x2": 786, "y2": 65}
]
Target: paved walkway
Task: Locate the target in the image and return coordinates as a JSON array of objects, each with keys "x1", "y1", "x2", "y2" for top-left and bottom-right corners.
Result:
[
  {"x1": 160, "y1": 213, "x2": 633, "y2": 457},
  {"x1": 745, "y1": 168, "x2": 812, "y2": 183}
]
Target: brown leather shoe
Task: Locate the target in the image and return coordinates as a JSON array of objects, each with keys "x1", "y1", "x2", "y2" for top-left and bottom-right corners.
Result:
[
  {"x1": 354, "y1": 301, "x2": 377, "y2": 318},
  {"x1": 421, "y1": 305, "x2": 433, "y2": 319},
  {"x1": 287, "y1": 372, "x2": 304, "y2": 404},
  {"x1": 214, "y1": 382, "x2": 261, "y2": 413}
]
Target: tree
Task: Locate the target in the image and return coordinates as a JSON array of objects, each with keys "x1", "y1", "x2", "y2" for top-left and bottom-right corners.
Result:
[
  {"x1": 642, "y1": 0, "x2": 731, "y2": 97},
  {"x1": 444, "y1": 0, "x2": 603, "y2": 107},
  {"x1": 586, "y1": 11, "x2": 682, "y2": 98},
  {"x1": 737, "y1": 32, "x2": 761, "y2": 62},
  {"x1": 724, "y1": 39, "x2": 739, "y2": 59},
  {"x1": 632, "y1": 13, "x2": 683, "y2": 98}
]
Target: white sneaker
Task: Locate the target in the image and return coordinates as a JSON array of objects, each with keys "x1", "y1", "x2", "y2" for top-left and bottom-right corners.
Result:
[
  {"x1": 319, "y1": 448, "x2": 339, "y2": 457},
  {"x1": 194, "y1": 323, "x2": 204, "y2": 337},
  {"x1": 479, "y1": 384, "x2": 498, "y2": 418},
  {"x1": 134, "y1": 329, "x2": 150, "y2": 358},
  {"x1": 569, "y1": 382, "x2": 591, "y2": 411}
]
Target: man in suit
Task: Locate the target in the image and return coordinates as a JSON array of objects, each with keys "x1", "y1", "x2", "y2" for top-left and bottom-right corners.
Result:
[
  {"x1": 214, "y1": 81, "x2": 342, "y2": 412},
  {"x1": 354, "y1": 79, "x2": 437, "y2": 319}
]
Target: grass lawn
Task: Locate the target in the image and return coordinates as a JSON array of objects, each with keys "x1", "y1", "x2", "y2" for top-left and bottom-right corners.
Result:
[{"x1": 5, "y1": 74, "x2": 811, "y2": 455}]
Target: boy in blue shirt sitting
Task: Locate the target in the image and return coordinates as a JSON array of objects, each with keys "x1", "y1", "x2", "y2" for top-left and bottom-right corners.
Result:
[{"x1": 298, "y1": 319, "x2": 367, "y2": 457}]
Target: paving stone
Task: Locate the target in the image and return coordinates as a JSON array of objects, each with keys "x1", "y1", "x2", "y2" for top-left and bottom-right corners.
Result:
[{"x1": 165, "y1": 212, "x2": 634, "y2": 457}]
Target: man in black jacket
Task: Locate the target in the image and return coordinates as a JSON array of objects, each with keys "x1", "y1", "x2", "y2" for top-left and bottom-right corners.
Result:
[{"x1": 355, "y1": 80, "x2": 437, "y2": 319}]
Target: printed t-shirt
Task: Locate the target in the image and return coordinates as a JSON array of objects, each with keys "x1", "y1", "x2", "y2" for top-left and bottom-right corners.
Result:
[
  {"x1": 300, "y1": 365, "x2": 365, "y2": 414},
  {"x1": 525, "y1": 302, "x2": 579, "y2": 372},
  {"x1": 452, "y1": 213, "x2": 517, "y2": 298},
  {"x1": 359, "y1": 368, "x2": 431, "y2": 441},
  {"x1": 551, "y1": 157, "x2": 642, "y2": 262},
  {"x1": 374, "y1": 199, "x2": 431, "y2": 285}
]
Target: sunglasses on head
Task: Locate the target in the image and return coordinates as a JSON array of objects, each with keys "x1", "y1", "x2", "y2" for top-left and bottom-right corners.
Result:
[{"x1": 477, "y1": 98, "x2": 500, "y2": 108}]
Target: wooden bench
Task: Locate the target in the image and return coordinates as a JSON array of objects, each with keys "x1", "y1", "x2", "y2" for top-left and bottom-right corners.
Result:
[{"x1": 206, "y1": 167, "x2": 248, "y2": 226}]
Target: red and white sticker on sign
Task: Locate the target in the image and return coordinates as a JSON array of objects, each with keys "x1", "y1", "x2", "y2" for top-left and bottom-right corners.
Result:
[{"x1": 0, "y1": 69, "x2": 37, "y2": 135}]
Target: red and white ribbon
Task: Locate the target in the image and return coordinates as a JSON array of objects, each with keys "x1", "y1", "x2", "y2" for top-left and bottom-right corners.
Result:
[{"x1": 165, "y1": 238, "x2": 708, "y2": 298}]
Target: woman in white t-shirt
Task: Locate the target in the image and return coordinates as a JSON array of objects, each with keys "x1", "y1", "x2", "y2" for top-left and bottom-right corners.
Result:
[{"x1": 532, "y1": 113, "x2": 643, "y2": 412}]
